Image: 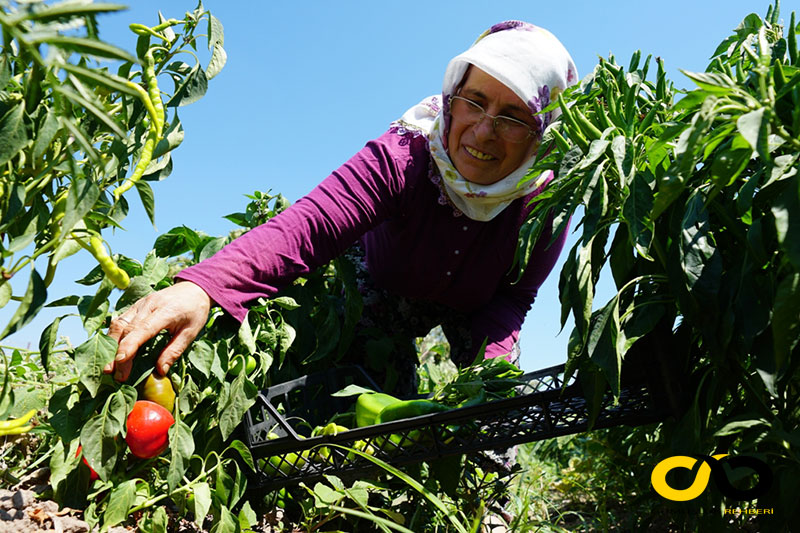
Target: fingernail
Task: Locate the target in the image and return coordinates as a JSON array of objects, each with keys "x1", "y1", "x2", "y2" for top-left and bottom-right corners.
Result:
[
  {"x1": 103, "y1": 364, "x2": 112, "y2": 373},
  {"x1": 161, "y1": 364, "x2": 170, "y2": 374},
  {"x1": 115, "y1": 352, "x2": 126, "y2": 362}
]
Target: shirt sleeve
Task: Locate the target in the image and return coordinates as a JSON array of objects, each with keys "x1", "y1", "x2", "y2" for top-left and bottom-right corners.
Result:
[
  {"x1": 470, "y1": 217, "x2": 568, "y2": 361},
  {"x1": 175, "y1": 132, "x2": 415, "y2": 322}
]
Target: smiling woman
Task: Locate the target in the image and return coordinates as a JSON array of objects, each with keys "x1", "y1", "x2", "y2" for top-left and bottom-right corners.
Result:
[{"x1": 105, "y1": 20, "x2": 578, "y2": 395}]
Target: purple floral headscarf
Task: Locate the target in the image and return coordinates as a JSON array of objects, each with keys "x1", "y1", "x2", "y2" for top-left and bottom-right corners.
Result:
[{"x1": 392, "y1": 21, "x2": 577, "y2": 221}]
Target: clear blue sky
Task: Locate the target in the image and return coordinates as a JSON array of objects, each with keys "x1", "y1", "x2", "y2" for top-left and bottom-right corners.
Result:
[{"x1": 3, "y1": 0, "x2": 797, "y2": 373}]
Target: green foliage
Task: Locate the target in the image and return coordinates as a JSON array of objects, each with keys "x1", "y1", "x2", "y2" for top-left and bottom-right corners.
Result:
[
  {"x1": 0, "y1": 0, "x2": 224, "y2": 343},
  {"x1": 518, "y1": 1, "x2": 800, "y2": 527}
]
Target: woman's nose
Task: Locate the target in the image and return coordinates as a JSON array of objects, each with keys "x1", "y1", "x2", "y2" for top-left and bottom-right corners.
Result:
[{"x1": 472, "y1": 114, "x2": 498, "y2": 141}]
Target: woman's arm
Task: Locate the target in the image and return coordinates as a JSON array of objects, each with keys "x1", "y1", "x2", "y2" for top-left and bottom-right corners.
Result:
[
  {"x1": 470, "y1": 217, "x2": 569, "y2": 362},
  {"x1": 108, "y1": 131, "x2": 420, "y2": 380}
]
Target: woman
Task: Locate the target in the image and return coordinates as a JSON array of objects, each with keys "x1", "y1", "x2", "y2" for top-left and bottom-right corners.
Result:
[{"x1": 105, "y1": 21, "x2": 577, "y2": 391}]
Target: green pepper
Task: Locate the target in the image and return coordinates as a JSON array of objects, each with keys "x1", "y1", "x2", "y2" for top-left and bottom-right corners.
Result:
[
  {"x1": 355, "y1": 392, "x2": 400, "y2": 427},
  {"x1": 76, "y1": 235, "x2": 130, "y2": 289},
  {"x1": 260, "y1": 450, "x2": 309, "y2": 476},
  {"x1": 375, "y1": 399, "x2": 450, "y2": 424},
  {"x1": 0, "y1": 409, "x2": 36, "y2": 436}
]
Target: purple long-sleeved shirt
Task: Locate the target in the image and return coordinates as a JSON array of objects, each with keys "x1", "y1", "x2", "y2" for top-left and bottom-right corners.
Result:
[{"x1": 176, "y1": 128, "x2": 567, "y2": 359}]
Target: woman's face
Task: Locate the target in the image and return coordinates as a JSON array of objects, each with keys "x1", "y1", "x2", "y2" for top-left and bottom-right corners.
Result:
[{"x1": 447, "y1": 67, "x2": 539, "y2": 185}]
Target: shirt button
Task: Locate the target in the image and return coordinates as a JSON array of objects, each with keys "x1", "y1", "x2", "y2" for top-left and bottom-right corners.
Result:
[
  {"x1": 446, "y1": 271, "x2": 452, "y2": 276},
  {"x1": 462, "y1": 225, "x2": 468, "y2": 231},
  {"x1": 454, "y1": 250, "x2": 460, "y2": 255}
]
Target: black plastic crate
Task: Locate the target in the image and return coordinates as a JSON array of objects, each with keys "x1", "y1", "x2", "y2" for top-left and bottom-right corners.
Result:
[{"x1": 241, "y1": 363, "x2": 671, "y2": 490}]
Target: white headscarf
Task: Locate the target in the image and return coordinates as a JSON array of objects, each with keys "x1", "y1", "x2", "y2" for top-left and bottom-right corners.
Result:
[{"x1": 394, "y1": 21, "x2": 577, "y2": 221}]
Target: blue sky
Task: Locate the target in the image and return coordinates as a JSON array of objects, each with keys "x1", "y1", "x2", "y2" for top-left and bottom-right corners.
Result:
[{"x1": 3, "y1": 0, "x2": 797, "y2": 373}]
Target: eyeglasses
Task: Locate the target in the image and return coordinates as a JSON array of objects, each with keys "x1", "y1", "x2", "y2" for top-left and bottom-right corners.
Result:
[{"x1": 448, "y1": 95, "x2": 536, "y2": 143}]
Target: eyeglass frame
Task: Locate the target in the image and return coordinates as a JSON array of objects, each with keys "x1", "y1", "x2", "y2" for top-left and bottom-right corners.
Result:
[{"x1": 448, "y1": 94, "x2": 538, "y2": 144}]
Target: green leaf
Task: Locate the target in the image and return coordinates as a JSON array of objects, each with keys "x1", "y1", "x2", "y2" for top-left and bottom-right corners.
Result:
[
  {"x1": 0, "y1": 103, "x2": 29, "y2": 167},
  {"x1": 206, "y1": 43, "x2": 227, "y2": 80},
  {"x1": 167, "y1": 418, "x2": 195, "y2": 492},
  {"x1": 102, "y1": 479, "x2": 137, "y2": 528},
  {"x1": 586, "y1": 296, "x2": 622, "y2": 397},
  {"x1": 272, "y1": 296, "x2": 300, "y2": 310},
  {"x1": 772, "y1": 273, "x2": 800, "y2": 373},
  {"x1": 153, "y1": 226, "x2": 202, "y2": 257},
  {"x1": 56, "y1": 61, "x2": 141, "y2": 99},
  {"x1": 38, "y1": 316, "x2": 63, "y2": 373},
  {"x1": 210, "y1": 505, "x2": 238, "y2": 533},
  {"x1": 714, "y1": 418, "x2": 769, "y2": 437},
  {"x1": 218, "y1": 371, "x2": 257, "y2": 440},
  {"x1": 152, "y1": 115, "x2": 185, "y2": 159},
  {"x1": 16, "y1": 3, "x2": 126, "y2": 23},
  {"x1": 32, "y1": 107, "x2": 59, "y2": 160},
  {"x1": 622, "y1": 172, "x2": 654, "y2": 259},
  {"x1": 770, "y1": 179, "x2": 800, "y2": 269},
  {"x1": 81, "y1": 390, "x2": 127, "y2": 481},
  {"x1": 135, "y1": 180, "x2": 157, "y2": 228},
  {"x1": 166, "y1": 63, "x2": 208, "y2": 107},
  {"x1": 736, "y1": 107, "x2": 771, "y2": 163},
  {"x1": 187, "y1": 339, "x2": 214, "y2": 378},
  {"x1": 238, "y1": 501, "x2": 257, "y2": 529},
  {"x1": 1, "y1": 269, "x2": 47, "y2": 340},
  {"x1": 680, "y1": 191, "x2": 722, "y2": 297},
  {"x1": 227, "y1": 440, "x2": 256, "y2": 472},
  {"x1": 31, "y1": 35, "x2": 137, "y2": 63},
  {"x1": 142, "y1": 251, "x2": 169, "y2": 284},
  {"x1": 74, "y1": 334, "x2": 117, "y2": 397},
  {"x1": 192, "y1": 482, "x2": 212, "y2": 526},
  {"x1": 681, "y1": 70, "x2": 738, "y2": 95},
  {"x1": 62, "y1": 177, "x2": 100, "y2": 238},
  {"x1": 0, "y1": 281, "x2": 11, "y2": 309},
  {"x1": 54, "y1": 85, "x2": 126, "y2": 138}
]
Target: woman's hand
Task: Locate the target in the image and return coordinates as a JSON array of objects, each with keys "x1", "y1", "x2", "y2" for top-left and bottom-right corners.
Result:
[{"x1": 106, "y1": 281, "x2": 211, "y2": 382}]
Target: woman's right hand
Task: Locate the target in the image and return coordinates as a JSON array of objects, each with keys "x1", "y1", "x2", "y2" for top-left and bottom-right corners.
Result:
[{"x1": 106, "y1": 281, "x2": 212, "y2": 382}]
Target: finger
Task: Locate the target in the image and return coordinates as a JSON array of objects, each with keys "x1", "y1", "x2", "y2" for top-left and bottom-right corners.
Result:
[
  {"x1": 113, "y1": 358, "x2": 134, "y2": 382},
  {"x1": 115, "y1": 316, "x2": 166, "y2": 369},
  {"x1": 156, "y1": 328, "x2": 197, "y2": 376},
  {"x1": 108, "y1": 308, "x2": 137, "y2": 342}
]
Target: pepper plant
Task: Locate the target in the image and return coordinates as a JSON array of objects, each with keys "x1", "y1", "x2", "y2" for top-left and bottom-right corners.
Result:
[
  {"x1": 517, "y1": 1, "x2": 800, "y2": 526},
  {"x1": 0, "y1": 0, "x2": 225, "y2": 349}
]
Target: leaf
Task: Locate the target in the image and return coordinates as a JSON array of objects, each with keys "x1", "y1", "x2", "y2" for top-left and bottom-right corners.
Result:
[
  {"x1": 0, "y1": 281, "x2": 11, "y2": 309},
  {"x1": 135, "y1": 180, "x2": 157, "y2": 228},
  {"x1": 770, "y1": 179, "x2": 800, "y2": 269},
  {"x1": 736, "y1": 108, "x2": 771, "y2": 163},
  {"x1": 680, "y1": 192, "x2": 722, "y2": 297},
  {"x1": 1, "y1": 269, "x2": 47, "y2": 341},
  {"x1": 227, "y1": 440, "x2": 256, "y2": 472},
  {"x1": 38, "y1": 316, "x2": 63, "y2": 373},
  {"x1": 192, "y1": 482, "x2": 212, "y2": 526},
  {"x1": 167, "y1": 418, "x2": 195, "y2": 492},
  {"x1": 586, "y1": 296, "x2": 622, "y2": 397},
  {"x1": 153, "y1": 226, "x2": 202, "y2": 257},
  {"x1": 237, "y1": 313, "x2": 257, "y2": 355},
  {"x1": 0, "y1": 103, "x2": 28, "y2": 167},
  {"x1": 238, "y1": 501, "x2": 257, "y2": 529},
  {"x1": 31, "y1": 35, "x2": 137, "y2": 63},
  {"x1": 62, "y1": 177, "x2": 100, "y2": 238},
  {"x1": 207, "y1": 43, "x2": 227, "y2": 80},
  {"x1": 142, "y1": 251, "x2": 169, "y2": 284},
  {"x1": 74, "y1": 334, "x2": 117, "y2": 397},
  {"x1": 102, "y1": 479, "x2": 137, "y2": 528},
  {"x1": 33, "y1": 107, "x2": 59, "y2": 160},
  {"x1": 152, "y1": 114, "x2": 185, "y2": 159},
  {"x1": 714, "y1": 418, "x2": 769, "y2": 437},
  {"x1": 210, "y1": 505, "x2": 238, "y2": 533},
  {"x1": 772, "y1": 273, "x2": 800, "y2": 373},
  {"x1": 166, "y1": 63, "x2": 208, "y2": 107},
  {"x1": 217, "y1": 372, "x2": 257, "y2": 440},
  {"x1": 272, "y1": 296, "x2": 300, "y2": 310},
  {"x1": 17, "y1": 3, "x2": 126, "y2": 23},
  {"x1": 54, "y1": 85, "x2": 126, "y2": 138},
  {"x1": 81, "y1": 390, "x2": 127, "y2": 481},
  {"x1": 187, "y1": 339, "x2": 214, "y2": 378},
  {"x1": 622, "y1": 172, "x2": 654, "y2": 259}
]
